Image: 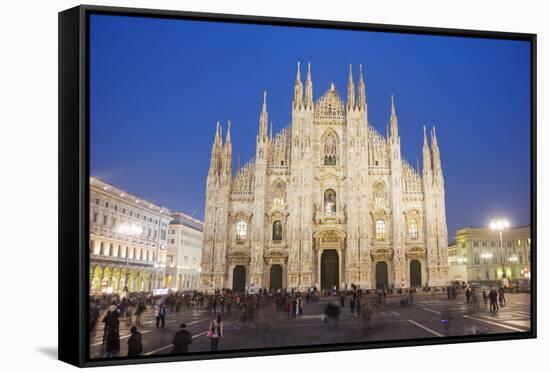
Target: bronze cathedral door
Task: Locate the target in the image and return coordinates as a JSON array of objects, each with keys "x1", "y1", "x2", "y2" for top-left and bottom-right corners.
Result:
[
  {"x1": 321, "y1": 250, "x2": 339, "y2": 290},
  {"x1": 269, "y1": 264, "x2": 283, "y2": 290}
]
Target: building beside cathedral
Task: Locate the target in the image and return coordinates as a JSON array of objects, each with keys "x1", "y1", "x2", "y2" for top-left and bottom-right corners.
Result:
[{"x1": 201, "y1": 63, "x2": 449, "y2": 292}]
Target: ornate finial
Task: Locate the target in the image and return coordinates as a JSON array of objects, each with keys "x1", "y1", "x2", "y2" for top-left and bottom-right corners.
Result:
[
  {"x1": 226, "y1": 120, "x2": 231, "y2": 142},
  {"x1": 359, "y1": 64, "x2": 364, "y2": 80},
  {"x1": 391, "y1": 95, "x2": 395, "y2": 115},
  {"x1": 296, "y1": 61, "x2": 301, "y2": 81},
  {"x1": 262, "y1": 91, "x2": 267, "y2": 112},
  {"x1": 349, "y1": 64, "x2": 353, "y2": 79},
  {"x1": 307, "y1": 62, "x2": 311, "y2": 80},
  {"x1": 330, "y1": 82, "x2": 335, "y2": 91}
]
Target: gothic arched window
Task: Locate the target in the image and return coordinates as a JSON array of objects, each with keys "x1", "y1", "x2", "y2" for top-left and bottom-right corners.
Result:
[
  {"x1": 272, "y1": 181, "x2": 286, "y2": 207},
  {"x1": 375, "y1": 220, "x2": 386, "y2": 240},
  {"x1": 324, "y1": 133, "x2": 337, "y2": 166},
  {"x1": 324, "y1": 189, "x2": 337, "y2": 214},
  {"x1": 373, "y1": 181, "x2": 386, "y2": 205},
  {"x1": 236, "y1": 220, "x2": 247, "y2": 243},
  {"x1": 408, "y1": 219, "x2": 418, "y2": 239},
  {"x1": 273, "y1": 221, "x2": 283, "y2": 241}
]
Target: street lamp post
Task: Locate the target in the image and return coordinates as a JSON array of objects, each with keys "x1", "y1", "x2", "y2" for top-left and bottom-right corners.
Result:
[{"x1": 490, "y1": 218, "x2": 510, "y2": 284}]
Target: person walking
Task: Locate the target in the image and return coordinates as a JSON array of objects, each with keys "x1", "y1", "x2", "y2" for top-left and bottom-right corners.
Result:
[
  {"x1": 127, "y1": 326, "x2": 143, "y2": 357},
  {"x1": 172, "y1": 323, "x2": 192, "y2": 354},
  {"x1": 135, "y1": 301, "x2": 145, "y2": 326},
  {"x1": 156, "y1": 303, "x2": 167, "y2": 328},
  {"x1": 207, "y1": 315, "x2": 224, "y2": 351},
  {"x1": 498, "y1": 287, "x2": 506, "y2": 307},
  {"x1": 105, "y1": 310, "x2": 120, "y2": 358},
  {"x1": 101, "y1": 310, "x2": 112, "y2": 345},
  {"x1": 489, "y1": 288, "x2": 499, "y2": 312},
  {"x1": 482, "y1": 290, "x2": 488, "y2": 309}
]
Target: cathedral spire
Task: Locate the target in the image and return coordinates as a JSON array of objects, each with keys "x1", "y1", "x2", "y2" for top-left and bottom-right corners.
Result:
[
  {"x1": 305, "y1": 62, "x2": 313, "y2": 109},
  {"x1": 258, "y1": 91, "x2": 269, "y2": 142},
  {"x1": 390, "y1": 94, "x2": 399, "y2": 141},
  {"x1": 223, "y1": 120, "x2": 232, "y2": 175},
  {"x1": 209, "y1": 121, "x2": 222, "y2": 175},
  {"x1": 293, "y1": 61, "x2": 303, "y2": 109},
  {"x1": 431, "y1": 126, "x2": 442, "y2": 176},
  {"x1": 357, "y1": 64, "x2": 366, "y2": 110},
  {"x1": 422, "y1": 125, "x2": 432, "y2": 176},
  {"x1": 347, "y1": 64, "x2": 355, "y2": 110}
]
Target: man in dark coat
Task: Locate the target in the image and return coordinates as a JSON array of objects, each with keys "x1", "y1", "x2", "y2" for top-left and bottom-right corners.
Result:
[
  {"x1": 127, "y1": 326, "x2": 143, "y2": 357},
  {"x1": 172, "y1": 323, "x2": 192, "y2": 354}
]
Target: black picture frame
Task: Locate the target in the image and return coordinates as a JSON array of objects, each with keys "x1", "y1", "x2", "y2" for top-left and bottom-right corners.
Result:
[{"x1": 58, "y1": 4, "x2": 537, "y2": 367}]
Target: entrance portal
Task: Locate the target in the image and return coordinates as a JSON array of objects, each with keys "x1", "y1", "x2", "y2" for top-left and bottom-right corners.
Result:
[
  {"x1": 410, "y1": 260, "x2": 422, "y2": 288},
  {"x1": 232, "y1": 265, "x2": 246, "y2": 292},
  {"x1": 321, "y1": 250, "x2": 339, "y2": 290},
  {"x1": 375, "y1": 261, "x2": 389, "y2": 289},
  {"x1": 269, "y1": 264, "x2": 283, "y2": 291}
]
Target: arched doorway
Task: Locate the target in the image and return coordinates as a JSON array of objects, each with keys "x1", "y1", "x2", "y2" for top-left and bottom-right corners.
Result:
[
  {"x1": 410, "y1": 260, "x2": 422, "y2": 288},
  {"x1": 375, "y1": 261, "x2": 389, "y2": 289},
  {"x1": 321, "y1": 250, "x2": 339, "y2": 290},
  {"x1": 269, "y1": 264, "x2": 283, "y2": 290},
  {"x1": 232, "y1": 265, "x2": 246, "y2": 292}
]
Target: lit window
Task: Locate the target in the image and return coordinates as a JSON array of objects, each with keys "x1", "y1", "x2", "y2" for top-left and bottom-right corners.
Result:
[
  {"x1": 236, "y1": 220, "x2": 247, "y2": 243},
  {"x1": 375, "y1": 220, "x2": 386, "y2": 240},
  {"x1": 517, "y1": 240, "x2": 522, "y2": 246},
  {"x1": 408, "y1": 219, "x2": 418, "y2": 239}
]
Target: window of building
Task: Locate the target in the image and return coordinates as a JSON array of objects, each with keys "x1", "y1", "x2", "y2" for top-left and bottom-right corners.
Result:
[
  {"x1": 95, "y1": 198, "x2": 100, "y2": 205},
  {"x1": 114, "y1": 205, "x2": 117, "y2": 211},
  {"x1": 375, "y1": 220, "x2": 386, "y2": 240},
  {"x1": 105, "y1": 202, "x2": 109, "y2": 208},
  {"x1": 112, "y1": 218, "x2": 117, "y2": 228},
  {"x1": 324, "y1": 189, "x2": 337, "y2": 214},
  {"x1": 482, "y1": 241, "x2": 487, "y2": 247},
  {"x1": 170, "y1": 238, "x2": 175, "y2": 244},
  {"x1": 517, "y1": 239, "x2": 522, "y2": 246},
  {"x1": 527, "y1": 238, "x2": 531, "y2": 246},
  {"x1": 408, "y1": 219, "x2": 418, "y2": 239},
  {"x1": 93, "y1": 212, "x2": 98, "y2": 223},
  {"x1": 273, "y1": 221, "x2": 283, "y2": 241},
  {"x1": 323, "y1": 133, "x2": 337, "y2": 166},
  {"x1": 474, "y1": 255, "x2": 480, "y2": 265},
  {"x1": 490, "y1": 241, "x2": 496, "y2": 247},
  {"x1": 272, "y1": 181, "x2": 286, "y2": 207},
  {"x1": 184, "y1": 256, "x2": 189, "y2": 265},
  {"x1": 373, "y1": 182, "x2": 386, "y2": 205},
  {"x1": 507, "y1": 240, "x2": 513, "y2": 248},
  {"x1": 171, "y1": 229, "x2": 175, "y2": 234},
  {"x1": 473, "y1": 241, "x2": 479, "y2": 248},
  {"x1": 236, "y1": 220, "x2": 247, "y2": 243}
]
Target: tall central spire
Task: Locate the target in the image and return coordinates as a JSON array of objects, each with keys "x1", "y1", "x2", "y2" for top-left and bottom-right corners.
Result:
[
  {"x1": 347, "y1": 64, "x2": 355, "y2": 110},
  {"x1": 305, "y1": 62, "x2": 313, "y2": 109},
  {"x1": 390, "y1": 94, "x2": 399, "y2": 141},
  {"x1": 258, "y1": 91, "x2": 268, "y2": 141}
]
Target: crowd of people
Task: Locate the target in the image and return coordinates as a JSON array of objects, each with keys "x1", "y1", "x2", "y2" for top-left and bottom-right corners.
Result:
[{"x1": 89, "y1": 281, "x2": 518, "y2": 357}]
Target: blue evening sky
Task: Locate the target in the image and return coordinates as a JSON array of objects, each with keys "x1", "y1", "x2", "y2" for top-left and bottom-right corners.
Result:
[{"x1": 89, "y1": 14, "x2": 531, "y2": 241}]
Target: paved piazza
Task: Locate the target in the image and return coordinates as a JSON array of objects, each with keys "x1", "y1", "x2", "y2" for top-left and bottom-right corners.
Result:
[{"x1": 90, "y1": 292, "x2": 531, "y2": 358}]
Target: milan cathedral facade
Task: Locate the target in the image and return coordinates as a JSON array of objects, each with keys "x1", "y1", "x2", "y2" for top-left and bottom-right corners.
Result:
[{"x1": 201, "y1": 63, "x2": 449, "y2": 292}]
